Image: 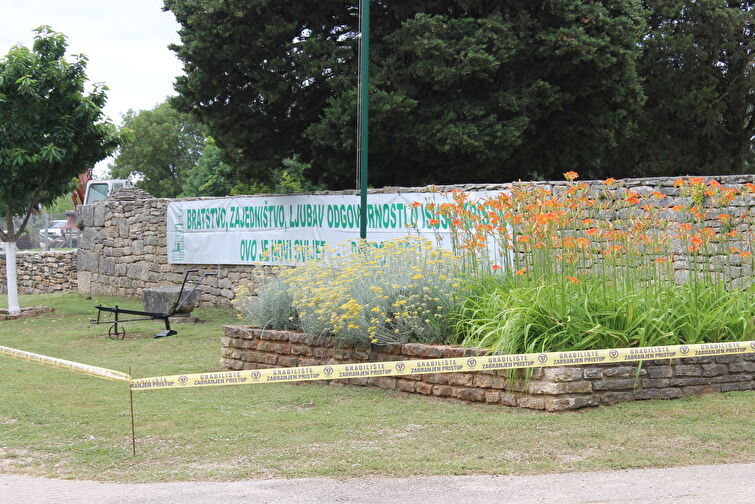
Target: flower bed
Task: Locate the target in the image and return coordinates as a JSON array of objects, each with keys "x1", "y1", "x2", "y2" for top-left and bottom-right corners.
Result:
[{"x1": 221, "y1": 326, "x2": 754, "y2": 412}]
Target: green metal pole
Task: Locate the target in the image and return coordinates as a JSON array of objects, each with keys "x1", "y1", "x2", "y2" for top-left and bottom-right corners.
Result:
[{"x1": 359, "y1": 0, "x2": 369, "y2": 240}]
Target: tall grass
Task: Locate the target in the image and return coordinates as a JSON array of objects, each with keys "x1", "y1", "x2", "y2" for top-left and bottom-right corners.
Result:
[{"x1": 452, "y1": 276, "x2": 755, "y2": 354}]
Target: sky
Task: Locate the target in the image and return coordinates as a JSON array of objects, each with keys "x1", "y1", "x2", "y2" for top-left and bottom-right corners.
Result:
[{"x1": 0, "y1": 0, "x2": 184, "y2": 175}]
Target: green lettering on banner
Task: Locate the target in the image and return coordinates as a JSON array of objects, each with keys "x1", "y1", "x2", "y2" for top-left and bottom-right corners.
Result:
[
  {"x1": 239, "y1": 239, "x2": 259, "y2": 261},
  {"x1": 326, "y1": 204, "x2": 360, "y2": 229}
]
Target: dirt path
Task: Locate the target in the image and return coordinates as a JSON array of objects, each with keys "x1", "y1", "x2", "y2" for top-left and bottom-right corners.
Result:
[{"x1": 1, "y1": 463, "x2": 753, "y2": 503}]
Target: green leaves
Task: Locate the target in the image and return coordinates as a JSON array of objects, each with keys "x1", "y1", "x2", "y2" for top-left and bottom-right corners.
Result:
[
  {"x1": 453, "y1": 277, "x2": 755, "y2": 354},
  {"x1": 108, "y1": 102, "x2": 206, "y2": 198},
  {"x1": 165, "y1": 1, "x2": 647, "y2": 188},
  {"x1": 0, "y1": 27, "x2": 120, "y2": 239}
]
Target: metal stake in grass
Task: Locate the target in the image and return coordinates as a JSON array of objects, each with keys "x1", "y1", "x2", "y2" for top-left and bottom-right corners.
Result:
[{"x1": 129, "y1": 366, "x2": 136, "y2": 456}]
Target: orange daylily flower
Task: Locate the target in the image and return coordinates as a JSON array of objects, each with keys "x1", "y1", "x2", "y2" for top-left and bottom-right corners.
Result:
[
  {"x1": 563, "y1": 171, "x2": 579, "y2": 181},
  {"x1": 566, "y1": 276, "x2": 578, "y2": 284}
]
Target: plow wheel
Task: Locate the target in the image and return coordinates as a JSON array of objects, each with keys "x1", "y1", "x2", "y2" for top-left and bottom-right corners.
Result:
[{"x1": 108, "y1": 324, "x2": 126, "y2": 340}]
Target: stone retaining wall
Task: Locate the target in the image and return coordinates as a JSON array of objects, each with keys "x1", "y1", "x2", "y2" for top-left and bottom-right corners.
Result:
[
  {"x1": 221, "y1": 326, "x2": 754, "y2": 412},
  {"x1": 0, "y1": 250, "x2": 77, "y2": 294},
  {"x1": 77, "y1": 174, "x2": 755, "y2": 306}
]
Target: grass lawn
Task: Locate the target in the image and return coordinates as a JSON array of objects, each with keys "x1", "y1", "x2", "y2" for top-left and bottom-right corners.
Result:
[{"x1": 0, "y1": 293, "x2": 752, "y2": 482}]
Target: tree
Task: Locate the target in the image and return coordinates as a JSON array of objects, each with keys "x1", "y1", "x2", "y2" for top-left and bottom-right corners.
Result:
[
  {"x1": 165, "y1": 0, "x2": 647, "y2": 188},
  {"x1": 109, "y1": 102, "x2": 206, "y2": 198},
  {"x1": 615, "y1": 1, "x2": 754, "y2": 176},
  {"x1": 0, "y1": 27, "x2": 119, "y2": 314},
  {"x1": 178, "y1": 137, "x2": 235, "y2": 197}
]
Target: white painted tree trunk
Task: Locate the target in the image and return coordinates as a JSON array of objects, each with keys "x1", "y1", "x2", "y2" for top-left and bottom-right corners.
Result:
[{"x1": 4, "y1": 242, "x2": 20, "y2": 315}]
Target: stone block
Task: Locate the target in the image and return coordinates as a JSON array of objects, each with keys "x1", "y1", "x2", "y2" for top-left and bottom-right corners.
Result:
[
  {"x1": 681, "y1": 385, "x2": 719, "y2": 395},
  {"x1": 447, "y1": 373, "x2": 474, "y2": 387},
  {"x1": 485, "y1": 391, "x2": 501, "y2": 403},
  {"x1": 603, "y1": 366, "x2": 645, "y2": 378},
  {"x1": 720, "y1": 382, "x2": 753, "y2": 392},
  {"x1": 729, "y1": 361, "x2": 755, "y2": 373},
  {"x1": 374, "y1": 377, "x2": 397, "y2": 390},
  {"x1": 528, "y1": 380, "x2": 592, "y2": 395},
  {"x1": 545, "y1": 395, "x2": 597, "y2": 412},
  {"x1": 442, "y1": 347, "x2": 467, "y2": 358},
  {"x1": 396, "y1": 380, "x2": 416, "y2": 393},
  {"x1": 94, "y1": 203, "x2": 106, "y2": 226},
  {"x1": 582, "y1": 367, "x2": 604, "y2": 379},
  {"x1": 543, "y1": 367, "x2": 584, "y2": 382},
  {"x1": 77, "y1": 271, "x2": 91, "y2": 294},
  {"x1": 414, "y1": 382, "x2": 433, "y2": 395},
  {"x1": 472, "y1": 373, "x2": 494, "y2": 388},
  {"x1": 426, "y1": 374, "x2": 448, "y2": 385},
  {"x1": 76, "y1": 250, "x2": 100, "y2": 272},
  {"x1": 701, "y1": 364, "x2": 728, "y2": 377},
  {"x1": 402, "y1": 343, "x2": 423, "y2": 356},
  {"x1": 598, "y1": 391, "x2": 635, "y2": 405},
  {"x1": 517, "y1": 395, "x2": 546, "y2": 410},
  {"x1": 640, "y1": 378, "x2": 670, "y2": 388},
  {"x1": 80, "y1": 204, "x2": 95, "y2": 227},
  {"x1": 645, "y1": 366, "x2": 673, "y2": 378},
  {"x1": 592, "y1": 378, "x2": 637, "y2": 391},
  {"x1": 669, "y1": 377, "x2": 712, "y2": 386},
  {"x1": 633, "y1": 388, "x2": 683, "y2": 400},
  {"x1": 499, "y1": 392, "x2": 520, "y2": 407},
  {"x1": 263, "y1": 354, "x2": 278, "y2": 365},
  {"x1": 273, "y1": 343, "x2": 291, "y2": 355},
  {"x1": 418, "y1": 345, "x2": 444, "y2": 358},
  {"x1": 673, "y1": 365, "x2": 702, "y2": 377},
  {"x1": 143, "y1": 285, "x2": 202, "y2": 315},
  {"x1": 432, "y1": 385, "x2": 454, "y2": 397},
  {"x1": 454, "y1": 387, "x2": 486, "y2": 402}
]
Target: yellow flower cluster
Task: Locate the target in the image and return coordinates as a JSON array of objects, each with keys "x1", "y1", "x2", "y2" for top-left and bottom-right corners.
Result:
[{"x1": 276, "y1": 237, "x2": 465, "y2": 344}]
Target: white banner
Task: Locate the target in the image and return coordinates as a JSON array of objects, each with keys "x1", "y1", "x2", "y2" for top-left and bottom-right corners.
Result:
[{"x1": 166, "y1": 192, "x2": 501, "y2": 265}]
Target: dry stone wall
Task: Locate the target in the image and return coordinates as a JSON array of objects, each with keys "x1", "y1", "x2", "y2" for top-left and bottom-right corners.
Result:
[
  {"x1": 76, "y1": 174, "x2": 755, "y2": 306},
  {"x1": 0, "y1": 250, "x2": 76, "y2": 295},
  {"x1": 221, "y1": 326, "x2": 755, "y2": 411}
]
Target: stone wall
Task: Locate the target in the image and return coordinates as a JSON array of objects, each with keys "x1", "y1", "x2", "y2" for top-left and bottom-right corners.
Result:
[
  {"x1": 221, "y1": 326, "x2": 755, "y2": 412},
  {"x1": 0, "y1": 250, "x2": 77, "y2": 294},
  {"x1": 76, "y1": 188, "x2": 249, "y2": 306},
  {"x1": 76, "y1": 174, "x2": 755, "y2": 306}
]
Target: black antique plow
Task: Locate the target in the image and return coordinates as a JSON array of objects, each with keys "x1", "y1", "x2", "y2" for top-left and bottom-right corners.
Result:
[{"x1": 90, "y1": 270, "x2": 217, "y2": 339}]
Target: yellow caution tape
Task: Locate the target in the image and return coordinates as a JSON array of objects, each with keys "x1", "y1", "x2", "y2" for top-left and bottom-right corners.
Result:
[
  {"x1": 129, "y1": 340, "x2": 755, "y2": 391},
  {"x1": 0, "y1": 345, "x2": 131, "y2": 383}
]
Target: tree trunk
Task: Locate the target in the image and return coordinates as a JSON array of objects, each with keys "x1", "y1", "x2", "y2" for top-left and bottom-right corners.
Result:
[{"x1": 4, "y1": 242, "x2": 20, "y2": 315}]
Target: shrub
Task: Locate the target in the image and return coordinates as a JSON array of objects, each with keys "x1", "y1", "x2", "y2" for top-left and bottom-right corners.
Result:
[
  {"x1": 233, "y1": 277, "x2": 299, "y2": 330},
  {"x1": 236, "y1": 238, "x2": 466, "y2": 345}
]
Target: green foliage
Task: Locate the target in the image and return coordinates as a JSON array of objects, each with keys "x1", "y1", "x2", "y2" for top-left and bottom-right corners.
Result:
[
  {"x1": 228, "y1": 157, "x2": 321, "y2": 196},
  {"x1": 178, "y1": 137, "x2": 235, "y2": 197},
  {"x1": 43, "y1": 194, "x2": 74, "y2": 214},
  {"x1": 0, "y1": 26, "x2": 120, "y2": 240},
  {"x1": 109, "y1": 101, "x2": 206, "y2": 198},
  {"x1": 237, "y1": 239, "x2": 466, "y2": 344},
  {"x1": 234, "y1": 277, "x2": 299, "y2": 330},
  {"x1": 166, "y1": 1, "x2": 646, "y2": 188},
  {"x1": 615, "y1": 0, "x2": 755, "y2": 176},
  {"x1": 452, "y1": 277, "x2": 755, "y2": 355}
]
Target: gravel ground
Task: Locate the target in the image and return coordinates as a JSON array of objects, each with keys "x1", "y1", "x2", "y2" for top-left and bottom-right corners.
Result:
[{"x1": 1, "y1": 463, "x2": 753, "y2": 504}]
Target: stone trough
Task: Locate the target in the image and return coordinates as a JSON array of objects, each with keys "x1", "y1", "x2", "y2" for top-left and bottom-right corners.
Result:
[{"x1": 143, "y1": 286, "x2": 202, "y2": 316}]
